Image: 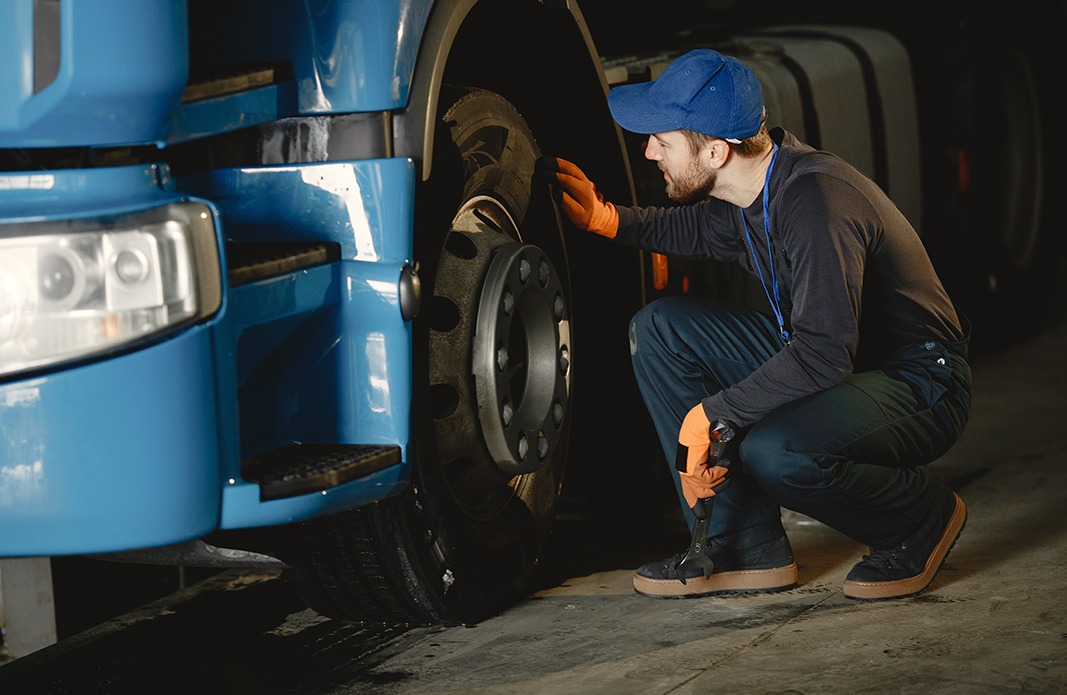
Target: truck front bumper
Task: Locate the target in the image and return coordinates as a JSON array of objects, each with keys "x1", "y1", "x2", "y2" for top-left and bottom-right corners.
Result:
[{"x1": 0, "y1": 157, "x2": 417, "y2": 555}]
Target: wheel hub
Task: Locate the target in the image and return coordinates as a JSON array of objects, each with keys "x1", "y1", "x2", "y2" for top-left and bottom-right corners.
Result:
[{"x1": 472, "y1": 242, "x2": 570, "y2": 476}]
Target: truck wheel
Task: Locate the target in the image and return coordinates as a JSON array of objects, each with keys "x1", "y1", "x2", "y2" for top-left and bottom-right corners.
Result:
[
  {"x1": 925, "y1": 44, "x2": 1052, "y2": 346},
  {"x1": 966, "y1": 49, "x2": 1048, "y2": 337},
  {"x1": 276, "y1": 87, "x2": 572, "y2": 625}
]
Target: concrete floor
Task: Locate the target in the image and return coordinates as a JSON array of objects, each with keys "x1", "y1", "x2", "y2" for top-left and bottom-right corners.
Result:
[
  {"x1": 1, "y1": 312, "x2": 1065, "y2": 694},
  {"x1": 349, "y1": 312, "x2": 1067, "y2": 694}
]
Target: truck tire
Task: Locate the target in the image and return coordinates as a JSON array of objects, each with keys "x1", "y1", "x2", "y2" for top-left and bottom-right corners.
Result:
[
  {"x1": 920, "y1": 44, "x2": 1050, "y2": 348},
  {"x1": 960, "y1": 49, "x2": 1047, "y2": 336},
  {"x1": 276, "y1": 87, "x2": 571, "y2": 625}
]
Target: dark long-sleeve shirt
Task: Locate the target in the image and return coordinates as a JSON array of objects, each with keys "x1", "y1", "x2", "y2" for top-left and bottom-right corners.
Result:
[{"x1": 614, "y1": 128, "x2": 964, "y2": 427}]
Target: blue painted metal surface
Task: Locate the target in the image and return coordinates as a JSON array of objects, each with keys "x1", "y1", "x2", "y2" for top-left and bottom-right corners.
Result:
[
  {"x1": 190, "y1": 0, "x2": 434, "y2": 114},
  {"x1": 0, "y1": 0, "x2": 421, "y2": 553},
  {"x1": 0, "y1": 164, "x2": 225, "y2": 554},
  {"x1": 0, "y1": 164, "x2": 176, "y2": 221},
  {"x1": 0, "y1": 152, "x2": 417, "y2": 551},
  {"x1": 0, "y1": 0, "x2": 433, "y2": 147},
  {"x1": 0, "y1": 328, "x2": 223, "y2": 555},
  {"x1": 219, "y1": 257, "x2": 414, "y2": 529},
  {"x1": 0, "y1": 0, "x2": 188, "y2": 148},
  {"x1": 195, "y1": 158, "x2": 416, "y2": 528},
  {"x1": 195, "y1": 159, "x2": 415, "y2": 263}
]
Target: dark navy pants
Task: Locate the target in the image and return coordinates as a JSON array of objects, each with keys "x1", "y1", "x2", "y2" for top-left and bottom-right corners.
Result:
[{"x1": 629, "y1": 297, "x2": 972, "y2": 549}]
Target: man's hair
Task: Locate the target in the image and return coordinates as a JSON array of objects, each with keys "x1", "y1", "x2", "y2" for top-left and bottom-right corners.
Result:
[{"x1": 683, "y1": 122, "x2": 771, "y2": 158}]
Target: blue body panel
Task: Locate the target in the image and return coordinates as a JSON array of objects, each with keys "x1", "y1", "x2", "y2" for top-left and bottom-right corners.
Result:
[
  {"x1": 0, "y1": 161, "x2": 416, "y2": 554},
  {"x1": 202, "y1": 159, "x2": 417, "y2": 530},
  {"x1": 0, "y1": 157, "x2": 416, "y2": 553},
  {"x1": 218, "y1": 259, "x2": 413, "y2": 529},
  {"x1": 0, "y1": 0, "x2": 426, "y2": 555},
  {"x1": 0, "y1": 164, "x2": 175, "y2": 221},
  {"x1": 196, "y1": 160, "x2": 415, "y2": 262},
  {"x1": 190, "y1": 0, "x2": 435, "y2": 115},
  {"x1": 0, "y1": 0, "x2": 422, "y2": 555},
  {"x1": 0, "y1": 328, "x2": 222, "y2": 555},
  {"x1": 0, "y1": 165, "x2": 222, "y2": 554},
  {"x1": 0, "y1": 0, "x2": 188, "y2": 147},
  {"x1": 0, "y1": 0, "x2": 434, "y2": 147}
]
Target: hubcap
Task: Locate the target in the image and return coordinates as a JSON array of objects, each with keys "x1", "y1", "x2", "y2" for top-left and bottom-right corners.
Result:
[
  {"x1": 430, "y1": 195, "x2": 571, "y2": 491},
  {"x1": 473, "y1": 242, "x2": 570, "y2": 475}
]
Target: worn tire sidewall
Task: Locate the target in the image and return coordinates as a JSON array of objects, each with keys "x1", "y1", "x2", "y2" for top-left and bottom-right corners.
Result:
[{"x1": 403, "y1": 87, "x2": 571, "y2": 623}]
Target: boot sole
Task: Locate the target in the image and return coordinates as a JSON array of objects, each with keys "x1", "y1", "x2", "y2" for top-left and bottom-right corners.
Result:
[
  {"x1": 633, "y1": 563, "x2": 799, "y2": 598},
  {"x1": 843, "y1": 491, "x2": 967, "y2": 601}
]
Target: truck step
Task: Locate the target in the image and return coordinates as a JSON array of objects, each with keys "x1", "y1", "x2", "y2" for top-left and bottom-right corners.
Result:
[
  {"x1": 182, "y1": 63, "x2": 291, "y2": 103},
  {"x1": 227, "y1": 241, "x2": 340, "y2": 286},
  {"x1": 242, "y1": 444, "x2": 401, "y2": 501}
]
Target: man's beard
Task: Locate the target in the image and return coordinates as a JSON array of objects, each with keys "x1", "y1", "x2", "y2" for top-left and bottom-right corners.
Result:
[{"x1": 664, "y1": 160, "x2": 716, "y2": 204}]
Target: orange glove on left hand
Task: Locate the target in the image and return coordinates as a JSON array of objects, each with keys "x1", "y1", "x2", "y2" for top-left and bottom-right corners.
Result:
[
  {"x1": 549, "y1": 158, "x2": 619, "y2": 239},
  {"x1": 676, "y1": 404, "x2": 733, "y2": 508}
]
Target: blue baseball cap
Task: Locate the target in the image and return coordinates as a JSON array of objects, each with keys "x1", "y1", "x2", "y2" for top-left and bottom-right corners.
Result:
[{"x1": 608, "y1": 49, "x2": 764, "y2": 141}]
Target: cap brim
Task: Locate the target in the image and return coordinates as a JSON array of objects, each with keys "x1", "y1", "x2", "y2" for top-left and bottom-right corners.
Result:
[{"x1": 607, "y1": 82, "x2": 680, "y2": 135}]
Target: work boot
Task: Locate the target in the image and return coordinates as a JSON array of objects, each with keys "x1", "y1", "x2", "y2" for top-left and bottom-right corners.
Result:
[
  {"x1": 843, "y1": 490, "x2": 966, "y2": 600},
  {"x1": 633, "y1": 519, "x2": 798, "y2": 598}
]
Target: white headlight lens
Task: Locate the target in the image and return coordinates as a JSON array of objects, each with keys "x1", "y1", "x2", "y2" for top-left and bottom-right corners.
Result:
[{"x1": 0, "y1": 202, "x2": 221, "y2": 378}]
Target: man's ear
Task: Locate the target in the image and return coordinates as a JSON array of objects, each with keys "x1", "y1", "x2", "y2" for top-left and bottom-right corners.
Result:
[{"x1": 708, "y1": 139, "x2": 730, "y2": 168}]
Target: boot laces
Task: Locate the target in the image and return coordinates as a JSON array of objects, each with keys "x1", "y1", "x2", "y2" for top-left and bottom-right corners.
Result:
[{"x1": 860, "y1": 543, "x2": 908, "y2": 570}]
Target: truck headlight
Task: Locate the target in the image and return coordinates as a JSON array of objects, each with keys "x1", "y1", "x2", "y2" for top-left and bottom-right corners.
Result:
[{"x1": 0, "y1": 202, "x2": 221, "y2": 378}]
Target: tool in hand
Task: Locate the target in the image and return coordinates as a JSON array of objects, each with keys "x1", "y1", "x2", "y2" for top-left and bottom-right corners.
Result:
[{"x1": 674, "y1": 419, "x2": 737, "y2": 584}]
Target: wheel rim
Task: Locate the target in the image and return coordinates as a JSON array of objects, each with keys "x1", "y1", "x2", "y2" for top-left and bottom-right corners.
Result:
[
  {"x1": 429, "y1": 195, "x2": 571, "y2": 515},
  {"x1": 473, "y1": 241, "x2": 569, "y2": 475}
]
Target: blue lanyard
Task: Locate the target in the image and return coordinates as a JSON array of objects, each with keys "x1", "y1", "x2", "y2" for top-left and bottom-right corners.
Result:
[{"x1": 739, "y1": 144, "x2": 791, "y2": 344}]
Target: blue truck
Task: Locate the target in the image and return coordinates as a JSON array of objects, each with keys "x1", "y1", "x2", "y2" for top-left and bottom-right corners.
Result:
[{"x1": 0, "y1": 0, "x2": 1057, "y2": 626}]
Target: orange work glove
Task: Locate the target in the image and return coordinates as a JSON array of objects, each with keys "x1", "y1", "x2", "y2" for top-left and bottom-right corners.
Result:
[
  {"x1": 550, "y1": 158, "x2": 619, "y2": 239},
  {"x1": 676, "y1": 404, "x2": 734, "y2": 508}
]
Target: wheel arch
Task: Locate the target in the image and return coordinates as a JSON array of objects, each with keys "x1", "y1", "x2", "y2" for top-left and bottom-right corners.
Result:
[
  {"x1": 396, "y1": 0, "x2": 651, "y2": 464},
  {"x1": 393, "y1": 0, "x2": 636, "y2": 208}
]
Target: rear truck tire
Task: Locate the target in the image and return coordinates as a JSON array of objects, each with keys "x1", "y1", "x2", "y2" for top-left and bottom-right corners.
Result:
[
  {"x1": 923, "y1": 42, "x2": 1053, "y2": 349},
  {"x1": 964, "y1": 49, "x2": 1048, "y2": 337},
  {"x1": 275, "y1": 87, "x2": 572, "y2": 625}
]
